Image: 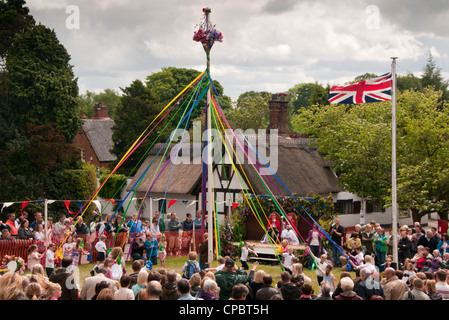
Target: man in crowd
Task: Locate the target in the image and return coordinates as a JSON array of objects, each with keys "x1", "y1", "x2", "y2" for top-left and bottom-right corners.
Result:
[{"x1": 215, "y1": 258, "x2": 248, "y2": 300}]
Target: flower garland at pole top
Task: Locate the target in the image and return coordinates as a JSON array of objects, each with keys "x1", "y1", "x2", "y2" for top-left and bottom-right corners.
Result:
[{"x1": 193, "y1": 8, "x2": 223, "y2": 52}]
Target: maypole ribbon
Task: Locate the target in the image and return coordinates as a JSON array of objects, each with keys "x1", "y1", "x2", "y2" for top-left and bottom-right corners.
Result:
[
  {"x1": 125, "y1": 77, "x2": 209, "y2": 262},
  {"x1": 211, "y1": 94, "x2": 318, "y2": 259},
  {"x1": 211, "y1": 97, "x2": 285, "y2": 268},
  {"x1": 210, "y1": 86, "x2": 347, "y2": 259},
  {"x1": 55, "y1": 71, "x2": 206, "y2": 259}
]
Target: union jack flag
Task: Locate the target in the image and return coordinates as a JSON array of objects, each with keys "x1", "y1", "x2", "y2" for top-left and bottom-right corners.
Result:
[{"x1": 328, "y1": 72, "x2": 392, "y2": 104}]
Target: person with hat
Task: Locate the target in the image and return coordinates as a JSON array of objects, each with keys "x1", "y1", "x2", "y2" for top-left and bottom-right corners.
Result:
[
  {"x1": 215, "y1": 258, "x2": 248, "y2": 300},
  {"x1": 261, "y1": 213, "x2": 281, "y2": 243}
]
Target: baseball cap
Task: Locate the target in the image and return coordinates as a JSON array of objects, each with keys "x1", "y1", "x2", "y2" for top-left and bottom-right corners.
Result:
[{"x1": 225, "y1": 258, "x2": 235, "y2": 268}]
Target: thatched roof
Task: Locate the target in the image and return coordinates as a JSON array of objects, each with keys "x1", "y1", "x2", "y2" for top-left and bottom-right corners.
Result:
[
  {"x1": 238, "y1": 137, "x2": 344, "y2": 197},
  {"x1": 127, "y1": 143, "x2": 203, "y2": 195},
  {"x1": 127, "y1": 138, "x2": 343, "y2": 197},
  {"x1": 82, "y1": 119, "x2": 116, "y2": 162}
]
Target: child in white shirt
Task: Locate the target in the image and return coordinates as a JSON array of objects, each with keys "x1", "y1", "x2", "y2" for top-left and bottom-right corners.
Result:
[
  {"x1": 240, "y1": 242, "x2": 258, "y2": 270},
  {"x1": 282, "y1": 247, "x2": 295, "y2": 273},
  {"x1": 91, "y1": 235, "x2": 107, "y2": 276},
  {"x1": 45, "y1": 243, "x2": 56, "y2": 277}
]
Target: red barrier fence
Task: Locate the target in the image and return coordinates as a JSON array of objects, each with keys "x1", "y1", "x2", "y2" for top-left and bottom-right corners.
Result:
[
  {"x1": 1, "y1": 230, "x2": 204, "y2": 270},
  {"x1": 0, "y1": 232, "x2": 128, "y2": 269}
]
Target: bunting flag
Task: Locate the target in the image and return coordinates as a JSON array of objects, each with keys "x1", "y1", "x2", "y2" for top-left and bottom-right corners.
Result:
[
  {"x1": 186, "y1": 200, "x2": 198, "y2": 208},
  {"x1": 1, "y1": 203, "x2": 14, "y2": 212},
  {"x1": 92, "y1": 200, "x2": 102, "y2": 212},
  {"x1": 106, "y1": 199, "x2": 116, "y2": 206},
  {"x1": 64, "y1": 201, "x2": 75, "y2": 215},
  {"x1": 168, "y1": 199, "x2": 177, "y2": 209},
  {"x1": 21, "y1": 201, "x2": 30, "y2": 215},
  {"x1": 232, "y1": 202, "x2": 239, "y2": 211}
]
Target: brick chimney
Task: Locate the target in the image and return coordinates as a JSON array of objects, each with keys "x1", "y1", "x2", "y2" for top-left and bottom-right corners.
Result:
[
  {"x1": 267, "y1": 93, "x2": 289, "y2": 135},
  {"x1": 92, "y1": 102, "x2": 110, "y2": 119}
]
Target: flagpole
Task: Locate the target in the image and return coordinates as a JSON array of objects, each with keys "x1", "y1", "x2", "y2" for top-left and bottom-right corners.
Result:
[{"x1": 391, "y1": 57, "x2": 399, "y2": 264}]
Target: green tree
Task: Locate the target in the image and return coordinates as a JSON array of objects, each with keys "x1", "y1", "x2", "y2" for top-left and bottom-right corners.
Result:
[
  {"x1": 5, "y1": 24, "x2": 80, "y2": 141},
  {"x1": 292, "y1": 88, "x2": 449, "y2": 223},
  {"x1": 146, "y1": 67, "x2": 231, "y2": 129},
  {"x1": 309, "y1": 82, "x2": 330, "y2": 106},
  {"x1": 350, "y1": 73, "x2": 378, "y2": 83},
  {"x1": 288, "y1": 83, "x2": 316, "y2": 113},
  {"x1": 111, "y1": 67, "x2": 230, "y2": 173},
  {"x1": 397, "y1": 72, "x2": 422, "y2": 92},
  {"x1": 420, "y1": 53, "x2": 449, "y2": 101},
  {"x1": 111, "y1": 79, "x2": 167, "y2": 174},
  {"x1": 0, "y1": 0, "x2": 35, "y2": 69},
  {"x1": 0, "y1": 11, "x2": 86, "y2": 204},
  {"x1": 227, "y1": 91, "x2": 271, "y2": 130},
  {"x1": 77, "y1": 89, "x2": 122, "y2": 119},
  {"x1": 394, "y1": 88, "x2": 449, "y2": 221}
]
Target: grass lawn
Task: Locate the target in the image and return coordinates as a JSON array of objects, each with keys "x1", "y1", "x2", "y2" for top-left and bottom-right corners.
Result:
[{"x1": 73, "y1": 257, "x2": 355, "y2": 295}]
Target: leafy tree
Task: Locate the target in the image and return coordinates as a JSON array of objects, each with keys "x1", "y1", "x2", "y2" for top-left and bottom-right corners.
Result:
[
  {"x1": 111, "y1": 67, "x2": 230, "y2": 173},
  {"x1": 350, "y1": 73, "x2": 378, "y2": 83},
  {"x1": 227, "y1": 91, "x2": 271, "y2": 130},
  {"x1": 292, "y1": 88, "x2": 449, "y2": 222},
  {"x1": 146, "y1": 67, "x2": 231, "y2": 129},
  {"x1": 5, "y1": 24, "x2": 80, "y2": 141},
  {"x1": 111, "y1": 79, "x2": 167, "y2": 174},
  {"x1": 397, "y1": 72, "x2": 422, "y2": 92},
  {"x1": 288, "y1": 83, "x2": 316, "y2": 113},
  {"x1": 394, "y1": 88, "x2": 449, "y2": 221},
  {"x1": 288, "y1": 82, "x2": 329, "y2": 114},
  {"x1": 77, "y1": 88, "x2": 122, "y2": 119},
  {"x1": 0, "y1": 0, "x2": 35, "y2": 69},
  {"x1": 420, "y1": 53, "x2": 449, "y2": 101},
  {"x1": 309, "y1": 82, "x2": 330, "y2": 106},
  {"x1": 0, "y1": 7, "x2": 88, "y2": 204}
]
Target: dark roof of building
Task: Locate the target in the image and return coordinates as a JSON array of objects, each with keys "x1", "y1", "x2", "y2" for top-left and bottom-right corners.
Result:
[
  {"x1": 127, "y1": 144, "x2": 203, "y2": 195},
  {"x1": 239, "y1": 137, "x2": 344, "y2": 197},
  {"x1": 82, "y1": 119, "x2": 117, "y2": 162}
]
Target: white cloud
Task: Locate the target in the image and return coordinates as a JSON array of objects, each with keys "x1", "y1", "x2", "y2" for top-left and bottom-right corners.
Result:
[{"x1": 26, "y1": 0, "x2": 449, "y2": 101}]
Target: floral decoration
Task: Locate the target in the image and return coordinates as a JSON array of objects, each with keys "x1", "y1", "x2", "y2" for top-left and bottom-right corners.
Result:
[{"x1": 193, "y1": 8, "x2": 223, "y2": 49}]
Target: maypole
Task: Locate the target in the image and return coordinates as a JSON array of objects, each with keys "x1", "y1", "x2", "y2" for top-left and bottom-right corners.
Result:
[{"x1": 193, "y1": 7, "x2": 223, "y2": 266}]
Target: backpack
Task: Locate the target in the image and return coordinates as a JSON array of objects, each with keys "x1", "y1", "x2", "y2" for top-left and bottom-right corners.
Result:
[
  {"x1": 406, "y1": 290, "x2": 415, "y2": 300},
  {"x1": 184, "y1": 260, "x2": 197, "y2": 279}
]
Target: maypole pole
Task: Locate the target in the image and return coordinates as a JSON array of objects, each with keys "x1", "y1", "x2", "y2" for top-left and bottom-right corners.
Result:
[
  {"x1": 204, "y1": 7, "x2": 214, "y2": 270},
  {"x1": 193, "y1": 7, "x2": 223, "y2": 266},
  {"x1": 391, "y1": 57, "x2": 399, "y2": 264}
]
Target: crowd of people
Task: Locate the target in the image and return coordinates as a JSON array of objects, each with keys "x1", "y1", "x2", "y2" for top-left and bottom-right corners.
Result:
[{"x1": 0, "y1": 209, "x2": 449, "y2": 301}]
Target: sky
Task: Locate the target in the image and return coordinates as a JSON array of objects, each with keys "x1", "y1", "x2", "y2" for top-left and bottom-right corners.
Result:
[{"x1": 27, "y1": 0, "x2": 449, "y2": 101}]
